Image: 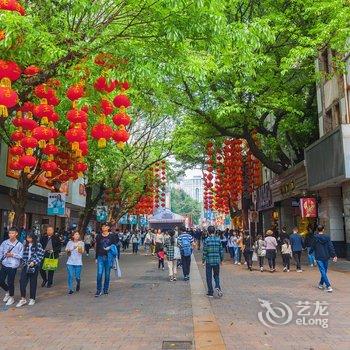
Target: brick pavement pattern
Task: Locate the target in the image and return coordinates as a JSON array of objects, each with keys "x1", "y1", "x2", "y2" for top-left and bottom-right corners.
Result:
[
  {"x1": 195, "y1": 252, "x2": 350, "y2": 350},
  {"x1": 0, "y1": 252, "x2": 193, "y2": 350}
]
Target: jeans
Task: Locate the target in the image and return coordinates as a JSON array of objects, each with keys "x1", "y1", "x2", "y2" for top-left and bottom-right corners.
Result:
[
  {"x1": 234, "y1": 247, "x2": 240, "y2": 263},
  {"x1": 20, "y1": 266, "x2": 39, "y2": 299},
  {"x1": 181, "y1": 255, "x2": 191, "y2": 277},
  {"x1": 228, "y1": 246, "x2": 235, "y2": 260},
  {"x1": 158, "y1": 259, "x2": 164, "y2": 269},
  {"x1": 132, "y1": 243, "x2": 138, "y2": 253},
  {"x1": 307, "y1": 247, "x2": 315, "y2": 265},
  {"x1": 282, "y1": 254, "x2": 291, "y2": 270},
  {"x1": 258, "y1": 256, "x2": 264, "y2": 268},
  {"x1": 317, "y1": 259, "x2": 331, "y2": 287},
  {"x1": 167, "y1": 260, "x2": 177, "y2": 277},
  {"x1": 96, "y1": 256, "x2": 111, "y2": 293},
  {"x1": 67, "y1": 264, "x2": 82, "y2": 291},
  {"x1": 0, "y1": 266, "x2": 17, "y2": 296},
  {"x1": 266, "y1": 249, "x2": 276, "y2": 269},
  {"x1": 206, "y1": 264, "x2": 220, "y2": 295},
  {"x1": 293, "y1": 251, "x2": 302, "y2": 270},
  {"x1": 85, "y1": 244, "x2": 91, "y2": 255}
]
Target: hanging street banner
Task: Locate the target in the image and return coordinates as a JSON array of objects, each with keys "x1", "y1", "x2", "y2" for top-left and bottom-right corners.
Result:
[
  {"x1": 47, "y1": 193, "x2": 66, "y2": 216},
  {"x1": 96, "y1": 206, "x2": 108, "y2": 223},
  {"x1": 300, "y1": 197, "x2": 317, "y2": 218}
]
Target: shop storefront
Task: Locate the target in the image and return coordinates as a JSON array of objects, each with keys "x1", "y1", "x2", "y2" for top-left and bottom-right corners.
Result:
[{"x1": 255, "y1": 181, "x2": 276, "y2": 234}]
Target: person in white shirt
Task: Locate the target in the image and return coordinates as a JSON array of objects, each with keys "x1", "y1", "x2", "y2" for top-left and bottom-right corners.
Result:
[
  {"x1": 0, "y1": 227, "x2": 24, "y2": 306},
  {"x1": 65, "y1": 231, "x2": 84, "y2": 294}
]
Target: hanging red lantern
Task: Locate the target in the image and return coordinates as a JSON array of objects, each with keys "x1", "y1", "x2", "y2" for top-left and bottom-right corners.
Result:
[
  {"x1": 32, "y1": 126, "x2": 53, "y2": 148},
  {"x1": 21, "y1": 117, "x2": 38, "y2": 131},
  {"x1": 19, "y1": 154, "x2": 37, "y2": 173},
  {"x1": 43, "y1": 144, "x2": 58, "y2": 156},
  {"x1": 74, "y1": 162, "x2": 88, "y2": 176},
  {"x1": 113, "y1": 94, "x2": 131, "y2": 108},
  {"x1": 0, "y1": 86, "x2": 18, "y2": 117},
  {"x1": 0, "y1": 59, "x2": 21, "y2": 86},
  {"x1": 9, "y1": 159, "x2": 23, "y2": 171},
  {"x1": 9, "y1": 145, "x2": 24, "y2": 156},
  {"x1": 33, "y1": 103, "x2": 54, "y2": 124},
  {"x1": 66, "y1": 109, "x2": 88, "y2": 124},
  {"x1": 112, "y1": 112, "x2": 131, "y2": 127},
  {"x1": 20, "y1": 136, "x2": 38, "y2": 154},
  {"x1": 112, "y1": 128, "x2": 129, "y2": 149},
  {"x1": 23, "y1": 65, "x2": 41, "y2": 76},
  {"x1": 91, "y1": 124, "x2": 113, "y2": 148},
  {"x1": 65, "y1": 127, "x2": 86, "y2": 151},
  {"x1": 41, "y1": 160, "x2": 58, "y2": 177},
  {"x1": 100, "y1": 98, "x2": 114, "y2": 115},
  {"x1": 66, "y1": 84, "x2": 84, "y2": 101},
  {"x1": 11, "y1": 130, "x2": 25, "y2": 142}
]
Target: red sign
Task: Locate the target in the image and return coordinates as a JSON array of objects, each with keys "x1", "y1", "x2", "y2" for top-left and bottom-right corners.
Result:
[{"x1": 300, "y1": 197, "x2": 317, "y2": 218}]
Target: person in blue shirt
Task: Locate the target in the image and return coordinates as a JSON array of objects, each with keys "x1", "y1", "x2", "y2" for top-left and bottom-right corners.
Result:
[
  {"x1": 309, "y1": 225, "x2": 337, "y2": 292},
  {"x1": 289, "y1": 227, "x2": 304, "y2": 272},
  {"x1": 177, "y1": 225, "x2": 194, "y2": 281}
]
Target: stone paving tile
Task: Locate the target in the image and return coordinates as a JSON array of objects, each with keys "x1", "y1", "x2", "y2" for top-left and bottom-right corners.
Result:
[
  {"x1": 0, "y1": 252, "x2": 193, "y2": 350},
  {"x1": 195, "y1": 252, "x2": 350, "y2": 350}
]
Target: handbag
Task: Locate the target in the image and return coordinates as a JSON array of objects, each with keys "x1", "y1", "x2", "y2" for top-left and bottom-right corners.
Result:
[
  {"x1": 114, "y1": 258, "x2": 122, "y2": 278},
  {"x1": 260, "y1": 249, "x2": 266, "y2": 257},
  {"x1": 174, "y1": 246, "x2": 181, "y2": 260},
  {"x1": 252, "y1": 252, "x2": 258, "y2": 262},
  {"x1": 42, "y1": 252, "x2": 59, "y2": 271}
]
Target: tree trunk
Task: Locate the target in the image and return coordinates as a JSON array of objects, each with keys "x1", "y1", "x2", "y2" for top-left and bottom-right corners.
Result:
[
  {"x1": 9, "y1": 172, "x2": 30, "y2": 228},
  {"x1": 78, "y1": 184, "x2": 105, "y2": 234}
]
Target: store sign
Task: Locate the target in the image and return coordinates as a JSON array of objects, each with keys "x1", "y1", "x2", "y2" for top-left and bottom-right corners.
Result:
[
  {"x1": 280, "y1": 180, "x2": 295, "y2": 195},
  {"x1": 96, "y1": 206, "x2": 108, "y2": 223},
  {"x1": 256, "y1": 182, "x2": 273, "y2": 211},
  {"x1": 300, "y1": 197, "x2": 317, "y2": 218},
  {"x1": 47, "y1": 193, "x2": 66, "y2": 216}
]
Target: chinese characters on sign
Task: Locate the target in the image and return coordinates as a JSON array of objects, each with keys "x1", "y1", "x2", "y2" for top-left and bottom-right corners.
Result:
[
  {"x1": 47, "y1": 193, "x2": 66, "y2": 216},
  {"x1": 300, "y1": 197, "x2": 317, "y2": 218}
]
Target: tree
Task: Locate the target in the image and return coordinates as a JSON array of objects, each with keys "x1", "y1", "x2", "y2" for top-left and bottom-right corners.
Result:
[
  {"x1": 170, "y1": 188, "x2": 201, "y2": 225},
  {"x1": 167, "y1": 0, "x2": 350, "y2": 174}
]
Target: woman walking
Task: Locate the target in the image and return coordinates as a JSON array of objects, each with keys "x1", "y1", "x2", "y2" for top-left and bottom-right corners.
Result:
[
  {"x1": 65, "y1": 231, "x2": 84, "y2": 294},
  {"x1": 281, "y1": 238, "x2": 292, "y2": 272},
  {"x1": 236, "y1": 232, "x2": 243, "y2": 265},
  {"x1": 131, "y1": 232, "x2": 140, "y2": 254},
  {"x1": 254, "y1": 235, "x2": 266, "y2": 272},
  {"x1": 16, "y1": 232, "x2": 44, "y2": 307},
  {"x1": 164, "y1": 231, "x2": 178, "y2": 281},
  {"x1": 264, "y1": 230, "x2": 278, "y2": 272},
  {"x1": 227, "y1": 233, "x2": 235, "y2": 262},
  {"x1": 84, "y1": 233, "x2": 93, "y2": 256},
  {"x1": 155, "y1": 229, "x2": 164, "y2": 253},
  {"x1": 243, "y1": 233, "x2": 254, "y2": 271}
]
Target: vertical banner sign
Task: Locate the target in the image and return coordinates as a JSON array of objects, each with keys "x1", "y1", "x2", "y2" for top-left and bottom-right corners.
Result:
[
  {"x1": 47, "y1": 193, "x2": 66, "y2": 216},
  {"x1": 96, "y1": 206, "x2": 108, "y2": 223},
  {"x1": 300, "y1": 197, "x2": 317, "y2": 218}
]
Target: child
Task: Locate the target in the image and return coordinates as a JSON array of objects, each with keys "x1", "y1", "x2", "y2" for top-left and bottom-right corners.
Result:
[
  {"x1": 281, "y1": 238, "x2": 292, "y2": 272},
  {"x1": 157, "y1": 248, "x2": 165, "y2": 270}
]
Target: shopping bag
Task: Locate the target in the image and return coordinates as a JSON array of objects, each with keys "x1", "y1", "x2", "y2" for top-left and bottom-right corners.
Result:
[
  {"x1": 252, "y1": 252, "x2": 258, "y2": 262},
  {"x1": 174, "y1": 246, "x2": 181, "y2": 260},
  {"x1": 42, "y1": 253, "x2": 59, "y2": 271},
  {"x1": 114, "y1": 258, "x2": 122, "y2": 278}
]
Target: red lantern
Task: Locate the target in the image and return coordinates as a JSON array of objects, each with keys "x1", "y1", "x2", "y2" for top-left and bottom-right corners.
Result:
[
  {"x1": 21, "y1": 117, "x2": 38, "y2": 131},
  {"x1": 119, "y1": 81, "x2": 130, "y2": 90},
  {"x1": 32, "y1": 126, "x2": 53, "y2": 148},
  {"x1": 9, "y1": 159, "x2": 23, "y2": 171},
  {"x1": 112, "y1": 129, "x2": 129, "y2": 147},
  {"x1": 113, "y1": 94, "x2": 131, "y2": 108},
  {"x1": 43, "y1": 144, "x2": 58, "y2": 156},
  {"x1": 74, "y1": 162, "x2": 88, "y2": 176},
  {"x1": 100, "y1": 98, "x2": 114, "y2": 115},
  {"x1": 65, "y1": 127, "x2": 86, "y2": 151},
  {"x1": 23, "y1": 65, "x2": 41, "y2": 76},
  {"x1": 20, "y1": 136, "x2": 38, "y2": 154},
  {"x1": 91, "y1": 124, "x2": 113, "y2": 148},
  {"x1": 33, "y1": 103, "x2": 54, "y2": 124},
  {"x1": 34, "y1": 84, "x2": 55, "y2": 99},
  {"x1": 19, "y1": 155, "x2": 37, "y2": 173},
  {"x1": 9, "y1": 145, "x2": 24, "y2": 156},
  {"x1": 66, "y1": 84, "x2": 84, "y2": 101},
  {"x1": 112, "y1": 112, "x2": 131, "y2": 127},
  {"x1": 41, "y1": 160, "x2": 58, "y2": 177},
  {"x1": 0, "y1": 59, "x2": 21, "y2": 85},
  {"x1": 0, "y1": 86, "x2": 18, "y2": 117},
  {"x1": 11, "y1": 130, "x2": 25, "y2": 142},
  {"x1": 66, "y1": 109, "x2": 88, "y2": 124}
]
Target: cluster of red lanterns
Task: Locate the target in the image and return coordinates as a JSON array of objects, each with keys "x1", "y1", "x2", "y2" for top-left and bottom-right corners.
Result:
[
  {"x1": 132, "y1": 168, "x2": 156, "y2": 215},
  {"x1": 246, "y1": 151, "x2": 261, "y2": 193},
  {"x1": 153, "y1": 160, "x2": 166, "y2": 209},
  {"x1": 92, "y1": 56, "x2": 131, "y2": 149},
  {"x1": 0, "y1": 0, "x2": 25, "y2": 16},
  {"x1": 203, "y1": 142, "x2": 215, "y2": 211}
]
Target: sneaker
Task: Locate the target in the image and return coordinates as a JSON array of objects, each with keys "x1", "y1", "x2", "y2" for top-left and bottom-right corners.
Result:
[
  {"x1": 86, "y1": 253, "x2": 89, "y2": 257},
  {"x1": 272, "y1": 268, "x2": 276, "y2": 272},
  {"x1": 173, "y1": 276, "x2": 177, "y2": 281},
  {"x1": 215, "y1": 288, "x2": 223, "y2": 298},
  {"x1": 16, "y1": 299, "x2": 27, "y2": 308},
  {"x1": 318, "y1": 284, "x2": 324, "y2": 290},
  {"x1": 237, "y1": 262, "x2": 241, "y2": 265},
  {"x1": 5, "y1": 297, "x2": 15, "y2": 306},
  {"x1": 310, "y1": 264, "x2": 314, "y2": 267},
  {"x1": 28, "y1": 299, "x2": 35, "y2": 306},
  {"x1": 206, "y1": 293, "x2": 213, "y2": 298},
  {"x1": 270, "y1": 268, "x2": 274, "y2": 273},
  {"x1": 260, "y1": 267, "x2": 263, "y2": 272},
  {"x1": 234, "y1": 262, "x2": 238, "y2": 265},
  {"x1": 297, "y1": 269, "x2": 303, "y2": 273},
  {"x1": 283, "y1": 267, "x2": 287, "y2": 272},
  {"x1": 169, "y1": 277, "x2": 173, "y2": 282},
  {"x1": 68, "y1": 290, "x2": 74, "y2": 295},
  {"x1": 326, "y1": 286, "x2": 333, "y2": 293},
  {"x1": 162, "y1": 267, "x2": 165, "y2": 271},
  {"x1": 287, "y1": 269, "x2": 290, "y2": 272},
  {"x1": 3, "y1": 292, "x2": 10, "y2": 302},
  {"x1": 103, "y1": 291, "x2": 109, "y2": 295},
  {"x1": 41, "y1": 280, "x2": 47, "y2": 288},
  {"x1": 94, "y1": 291, "x2": 102, "y2": 297}
]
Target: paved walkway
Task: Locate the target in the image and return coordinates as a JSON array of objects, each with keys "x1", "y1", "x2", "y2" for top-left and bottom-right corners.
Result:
[
  {"x1": 195, "y1": 252, "x2": 350, "y2": 350},
  {"x1": 1, "y1": 248, "x2": 349, "y2": 350},
  {"x1": 0, "y1": 252, "x2": 193, "y2": 350}
]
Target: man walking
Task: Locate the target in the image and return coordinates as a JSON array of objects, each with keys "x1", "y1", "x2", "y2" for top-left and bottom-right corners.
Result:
[
  {"x1": 289, "y1": 227, "x2": 303, "y2": 272},
  {"x1": 177, "y1": 225, "x2": 194, "y2": 281},
  {"x1": 202, "y1": 226, "x2": 223, "y2": 298},
  {"x1": 94, "y1": 223, "x2": 116, "y2": 297},
  {"x1": 310, "y1": 225, "x2": 337, "y2": 292},
  {"x1": 40, "y1": 226, "x2": 61, "y2": 288}
]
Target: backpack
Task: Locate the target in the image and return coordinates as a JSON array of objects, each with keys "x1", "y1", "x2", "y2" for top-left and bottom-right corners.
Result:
[{"x1": 181, "y1": 236, "x2": 192, "y2": 257}]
